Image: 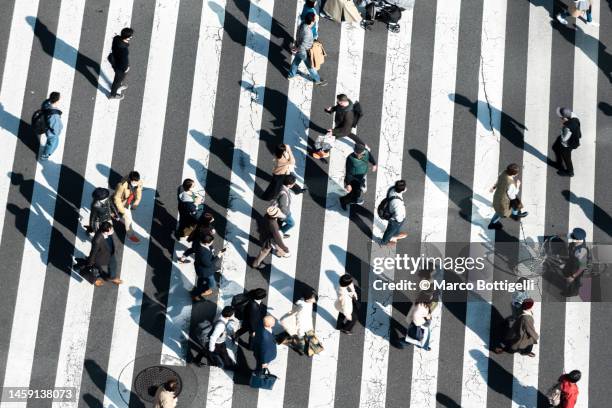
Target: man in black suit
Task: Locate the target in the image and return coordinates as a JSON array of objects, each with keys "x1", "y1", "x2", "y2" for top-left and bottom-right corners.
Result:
[
  {"x1": 87, "y1": 221, "x2": 122, "y2": 287},
  {"x1": 108, "y1": 28, "x2": 133, "y2": 100},
  {"x1": 234, "y1": 288, "x2": 267, "y2": 349},
  {"x1": 192, "y1": 234, "x2": 225, "y2": 300}
]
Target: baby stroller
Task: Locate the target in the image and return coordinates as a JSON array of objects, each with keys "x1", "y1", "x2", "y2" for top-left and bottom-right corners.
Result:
[{"x1": 361, "y1": 0, "x2": 412, "y2": 33}]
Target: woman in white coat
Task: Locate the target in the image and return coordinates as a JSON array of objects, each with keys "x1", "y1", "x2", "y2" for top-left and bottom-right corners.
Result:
[
  {"x1": 322, "y1": 0, "x2": 362, "y2": 23},
  {"x1": 281, "y1": 290, "x2": 318, "y2": 355},
  {"x1": 335, "y1": 274, "x2": 359, "y2": 334}
]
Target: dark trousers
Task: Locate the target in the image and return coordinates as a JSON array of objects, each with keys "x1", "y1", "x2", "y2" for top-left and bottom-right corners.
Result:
[
  {"x1": 110, "y1": 69, "x2": 127, "y2": 96},
  {"x1": 381, "y1": 219, "x2": 404, "y2": 244},
  {"x1": 336, "y1": 312, "x2": 357, "y2": 332},
  {"x1": 552, "y1": 138, "x2": 574, "y2": 173},
  {"x1": 195, "y1": 342, "x2": 234, "y2": 368},
  {"x1": 340, "y1": 178, "x2": 365, "y2": 206},
  {"x1": 92, "y1": 259, "x2": 116, "y2": 280}
]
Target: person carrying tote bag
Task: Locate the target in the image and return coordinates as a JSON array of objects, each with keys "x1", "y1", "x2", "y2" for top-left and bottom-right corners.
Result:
[{"x1": 399, "y1": 300, "x2": 432, "y2": 350}]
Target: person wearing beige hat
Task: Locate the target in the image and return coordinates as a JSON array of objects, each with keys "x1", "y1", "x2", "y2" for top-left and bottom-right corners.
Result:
[{"x1": 252, "y1": 206, "x2": 290, "y2": 269}]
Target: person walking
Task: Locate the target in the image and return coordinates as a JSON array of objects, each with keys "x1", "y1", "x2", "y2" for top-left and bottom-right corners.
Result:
[
  {"x1": 301, "y1": 0, "x2": 319, "y2": 39},
  {"x1": 234, "y1": 288, "x2": 267, "y2": 349},
  {"x1": 339, "y1": 143, "x2": 377, "y2": 210},
  {"x1": 178, "y1": 213, "x2": 215, "y2": 264},
  {"x1": 153, "y1": 378, "x2": 178, "y2": 408},
  {"x1": 558, "y1": 370, "x2": 581, "y2": 408},
  {"x1": 108, "y1": 28, "x2": 133, "y2": 100},
  {"x1": 322, "y1": 0, "x2": 362, "y2": 23},
  {"x1": 87, "y1": 187, "x2": 118, "y2": 234},
  {"x1": 39, "y1": 92, "x2": 63, "y2": 160},
  {"x1": 176, "y1": 178, "x2": 205, "y2": 239},
  {"x1": 399, "y1": 298, "x2": 433, "y2": 351},
  {"x1": 262, "y1": 144, "x2": 306, "y2": 200},
  {"x1": 335, "y1": 274, "x2": 359, "y2": 334},
  {"x1": 488, "y1": 163, "x2": 528, "y2": 230},
  {"x1": 251, "y1": 206, "x2": 290, "y2": 269},
  {"x1": 380, "y1": 180, "x2": 408, "y2": 246},
  {"x1": 194, "y1": 306, "x2": 238, "y2": 369},
  {"x1": 496, "y1": 298, "x2": 539, "y2": 357},
  {"x1": 511, "y1": 277, "x2": 530, "y2": 317},
  {"x1": 281, "y1": 290, "x2": 319, "y2": 355},
  {"x1": 86, "y1": 221, "x2": 122, "y2": 287},
  {"x1": 275, "y1": 175, "x2": 299, "y2": 238},
  {"x1": 288, "y1": 13, "x2": 328, "y2": 87},
  {"x1": 563, "y1": 227, "x2": 588, "y2": 297},
  {"x1": 552, "y1": 107, "x2": 581, "y2": 177},
  {"x1": 113, "y1": 171, "x2": 143, "y2": 243},
  {"x1": 556, "y1": 0, "x2": 592, "y2": 25},
  {"x1": 254, "y1": 315, "x2": 278, "y2": 370},
  {"x1": 192, "y1": 234, "x2": 225, "y2": 300},
  {"x1": 312, "y1": 94, "x2": 364, "y2": 159}
]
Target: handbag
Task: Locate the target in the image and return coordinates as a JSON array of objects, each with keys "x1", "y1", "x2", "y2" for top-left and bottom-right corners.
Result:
[
  {"x1": 305, "y1": 330, "x2": 324, "y2": 356},
  {"x1": 407, "y1": 322, "x2": 425, "y2": 341},
  {"x1": 249, "y1": 368, "x2": 278, "y2": 390},
  {"x1": 546, "y1": 382, "x2": 561, "y2": 406}
]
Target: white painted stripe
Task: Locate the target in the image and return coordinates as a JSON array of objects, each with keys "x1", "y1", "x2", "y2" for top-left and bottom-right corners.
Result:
[
  {"x1": 410, "y1": 0, "x2": 462, "y2": 405},
  {"x1": 1, "y1": 2, "x2": 86, "y2": 405},
  {"x1": 255, "y1": 3, "x2": 311, "y2": 405},
  {"x1": 0, "y1": 0, "x2": 40, "y2": 248},
  {"x1": 565, "y1": 2, "x2": 600, "y2": 406},
  {"x1": 461, "y1": 0, "x2": 506, "y2": 405},
  {"x1": 357, "y1": 9, "x2": 413, "y2": 408},
  {"x1": 308, "y1": 21, "x2": 364, "y2": 408},
  {"x1": 102, "y1": 1, "x2": 181, "y2": 407},
  {"x1": 160, "y1": 0, "x2": 226, "y2": 366},
  {"x1": 510, "y1": 1, "x2": 553, "y2": 406},
  {"x1": 204, "y1": 0, "x2": 274, "y2": 405},
  {"x1": 50, "y1": 2, "x2": 133, "y2": 406}
]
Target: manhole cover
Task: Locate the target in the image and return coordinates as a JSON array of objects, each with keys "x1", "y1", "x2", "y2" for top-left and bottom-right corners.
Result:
[{"x1": 134, "y1": 366, "x2": 182, "y2": 403}]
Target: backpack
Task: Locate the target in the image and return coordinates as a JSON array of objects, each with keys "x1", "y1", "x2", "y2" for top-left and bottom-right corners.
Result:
[
  {"x1": 197, "y1": 319, "x2": 224, "y2": 346},
  {"x1": 377, "y1": 194, "x2": 402, "y2": 220},
  {"x1": 31, "y1": 108, "x2": 60, "y2": 135},
  {"x1": 352, "y1": 101, "x2": 363, "y2": 127},
  {"x1": 231, "y1": 293, "x2": 250, "y2": 321},
  {"x1": 566, "y1": 118, "x2": 581, "y2": 149},
  {"x1": 107, "y1": 52, "x2": 115, "y2": 69}
]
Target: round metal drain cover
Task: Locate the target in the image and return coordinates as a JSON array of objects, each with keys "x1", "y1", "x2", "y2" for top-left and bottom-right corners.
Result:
[{"x1": 134, "y1": 366, "x2": 182, "y2": 402}]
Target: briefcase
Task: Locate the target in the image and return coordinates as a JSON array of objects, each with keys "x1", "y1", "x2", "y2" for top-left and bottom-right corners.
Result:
[{"x1": 249, "y1": 368, "x2": 278, "y2": 390}]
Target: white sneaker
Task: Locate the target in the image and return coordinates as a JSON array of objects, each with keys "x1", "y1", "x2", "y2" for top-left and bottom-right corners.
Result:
[{"x1": 556, "y1": 14, "x2": 568, "y2": 25}]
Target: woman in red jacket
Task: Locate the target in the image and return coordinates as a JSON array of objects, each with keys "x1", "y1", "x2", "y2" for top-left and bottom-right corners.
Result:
[{"x1": 559, "y1": 370, "x2": 581, "y2": 408}]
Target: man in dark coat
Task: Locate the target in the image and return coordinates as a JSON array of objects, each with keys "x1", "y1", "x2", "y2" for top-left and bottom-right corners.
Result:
[
  {"x1": 86, "y1": 221, "x2": 122, "y2": 287},
  {"x1": 312, "y1": 94, "x2": 365, "y2": 159},
  {"x1": 254, "y1": 315, "x2": 278, "y2": 370},
  {"x1": 234, "y1": 288, "x2": 267, "y2": 348},
  {"x1": 192, "y1": 234, "x2": 224, "y2": 300},
  {"x1": 340, "y1": 143, "x2": 377, "y2": 210},
  {"x1": 109, "y1": 27, "x2": 133, "y2": 99}
]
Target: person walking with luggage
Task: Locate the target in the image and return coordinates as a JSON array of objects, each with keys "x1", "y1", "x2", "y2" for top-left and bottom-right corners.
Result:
[
  {"x1": 262, "y1": 144, "x2": 306, "y2": 200},
  {"x1": 192, "y1": 234, "x2": 225, "y2": 300},
  {"x1": 335, "y1": 274, "x2": 359, "y2": 334},
  {"x1": 563, "y1": 227, "x2": 588, "y2": 297},
  {"x1": 312, "y1": 94, "x2": 364, "y2": 159},
  {"x1": 176, "y1": 178, "x2": 204, "y2": 239},
  {"x1": 339, "y1": 143, "x2": 377, "y2": 210},
  {"x1": 86, "y1": 221, "x2": 122, "y2": 287},
  {"x1": 398, "y1": 298, "x2": 432, "y2": 350},
  {"x1": 288, "y1": 13, "x2": 328, "y2": 87},
  {"x1": 488, "y1": 163, "x2": 528, "y2": 230},
  {"x1": 380, "y1": 180, "x2": 408, "y2": 246},
  {"x1": 87, "y1": 187, "x2": 118, "y2": 234},
  {"x1": 495, "y1": 298, "x2": 539, "y2": 357},
  {"x1": 552, "y1": 107, "x2": 581, "y2": 177},
  {"x1": 234, "y1": 288, "x2": 267, "y2": 349},
  {"x1": 113, "y1": 171, "x2": 143, "y2": 243},
  {"x1": 153, "y1": 378, "x2": 178, "y2": 408},
  {"x1": 178, "y1": 213, "x2": 215, "y2": 264},
  {"x1": 108, "y1": 28, "x2": 133, "y2": 100},
  {"x1": 251, "y1": 206, "x2": 290, "y2": 269},
  {"x1": 194, "y1": 306, "x2": 238, "y2": 369},
  {"x1": 254, "y1": 315, "x2": 278, "y2": 370},
  {"x1": 38, "y1": 92, "x2": 63, "y2": 160}
]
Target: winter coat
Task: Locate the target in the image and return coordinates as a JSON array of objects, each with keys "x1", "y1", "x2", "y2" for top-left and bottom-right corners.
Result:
[
  {"x1": 272, "y1": 146, "x2": 296, "y2": 175},
  {"x1": 87, "y1": 231, "x2": 114, "y2": 267},
  {"x1": 559, "y1": 374, "x2": 579, "y2": 408},
  {"x1": 111, "y1": 35, "x2": 130, "y2": 72},
  {"x1": 329, "y1": 101, "x2": 355, "y2": 137},
  {"x1": 113, "y1": 178, "x2": 143, "y2": 215},
  {"x1": 508, "y1": 311, "x2": 539, "y2": 351},
  {"x1": 492, "y1": 171, "x2": 517, "y2": 218},
  {"x1": 323, "y1": 0, "x2": 362, "y2": 23},
  {"x1": 254, "y1": 327, "x2": 277, "y2": 365},
  {"x1": 42, "y1": 100, "x2": 63, "y2": 140},
  {"x1": 194, "y1": 244, "x2": 220, "y2": 278},
  {"x1": 334, "y1": 283, "x2": 357, "y2": 318},
  {"x1": 345, "y1": 150, "x2": 376, "y2": 185},
  {"x1": 260, "y1": 215, "x2": 289, "y2": 253},
  {"x1": 310, "y1": 40, "x2": 327, "y2": 70},
  {"x1": 89, "y1": 197, "x2": 117, "y2": 232}
]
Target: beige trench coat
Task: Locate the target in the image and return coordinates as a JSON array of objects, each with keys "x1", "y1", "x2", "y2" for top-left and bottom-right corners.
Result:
[{"x1": 323, "y1": 0, "x2": 362, "y2": 23}]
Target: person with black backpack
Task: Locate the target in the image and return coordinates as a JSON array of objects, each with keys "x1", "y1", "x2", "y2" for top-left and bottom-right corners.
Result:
[
  {"x1": 312, "y1": 94, "x2": 365, "y2": 159},
  {"x1": 87, "y1": 187, "x2": 119, "y2": 234},
  {"x1": 233, "y1": 288, "x2": 267, "y2": 349},
  {"x1": 379, "y1": 180, "x2": 408, "y2": 246},
  {"x1": 33, "y1": 92, "x2": 63, "y2": 160},
  {"x1": 194, "y1": 306, "x2": 238, "y2": 369},
  {"x1": 552, "y1": 107, "x2": 581, "y2": 177},
  {"x1": 108, "y1": 28, "x2": 133, "y2": 100}
]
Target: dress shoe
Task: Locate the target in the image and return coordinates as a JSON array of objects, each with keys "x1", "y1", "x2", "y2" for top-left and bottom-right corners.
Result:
[
  {"x1": 111, "y1": 278, "x2": 123, "y2": 285},
  {"x1": 94, "y1": 278, "x2": 105, "y2": 287},
  {"x1": 202, "y1": 289, "x2": 213, "y2": 297}
]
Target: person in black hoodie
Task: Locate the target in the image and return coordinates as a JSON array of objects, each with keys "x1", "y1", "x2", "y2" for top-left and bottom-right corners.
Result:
[
  {"x1": 312, "y1": 94, "x2": 365, "y2": 159},
  {"x1": 109, "y1": 28, "x2": 133, "y2": 100}
]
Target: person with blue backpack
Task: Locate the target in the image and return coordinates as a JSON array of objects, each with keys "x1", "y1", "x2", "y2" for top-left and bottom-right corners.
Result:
[{"x1": 378, "y1": 180, "x2": 408, "y2": 246}]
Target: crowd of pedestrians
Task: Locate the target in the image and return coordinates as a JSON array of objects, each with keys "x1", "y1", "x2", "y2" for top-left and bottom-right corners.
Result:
[{"x1": 25, "y1": 0, "x2": 592, "y2": 404}]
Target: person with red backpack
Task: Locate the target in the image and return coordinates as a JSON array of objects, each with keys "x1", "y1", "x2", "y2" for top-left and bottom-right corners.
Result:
[{"x1": 552, "y1": 107, "x2": 581, "y2": 177}]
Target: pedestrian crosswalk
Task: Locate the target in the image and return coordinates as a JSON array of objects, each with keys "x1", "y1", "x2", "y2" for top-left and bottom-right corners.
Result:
[{"x1": 0, "y1": 0, "x2": 610, "y2": 407}]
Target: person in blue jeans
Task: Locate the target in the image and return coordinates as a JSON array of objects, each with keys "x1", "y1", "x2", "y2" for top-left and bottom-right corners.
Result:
[
  {"x1": 276, "y1": 175, "x2": 297, "y2": 237},
  {"x1": 301, "y1": 0, "x2": 319, "y2": 39},
  {"x1": 40, "y1": 91, "x2": 63, "y2": 160},
  {"x1": 289, "y1": 13, "x2": 327, "y2": 86}
]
